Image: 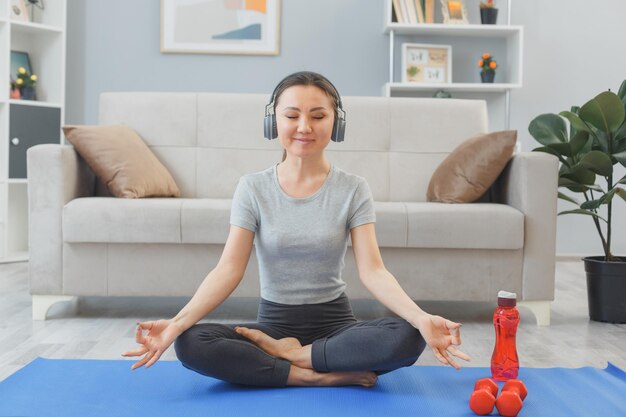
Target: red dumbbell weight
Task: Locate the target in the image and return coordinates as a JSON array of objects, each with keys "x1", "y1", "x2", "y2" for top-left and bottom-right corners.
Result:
[
  {"x1": 495, "y1": 379, "x2": 528, "y2": 417},
  {"x1": 469, "y1": 378, "x2": 499, "y2": 415}
]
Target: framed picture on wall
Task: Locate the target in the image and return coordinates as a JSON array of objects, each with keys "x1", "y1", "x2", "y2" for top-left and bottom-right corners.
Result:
[
  {"x1": 10, "y1": 0, "x2": 30, "y2": 21},
  {"x1": 402, "y1": 43, "x2": 452, "y2": 84},
  {"x1": 161, "y1": 0, "x2": 281, "y2": 55},
  {"x1": 440, "y1": 0, "x2": 468, "y2": 24}
]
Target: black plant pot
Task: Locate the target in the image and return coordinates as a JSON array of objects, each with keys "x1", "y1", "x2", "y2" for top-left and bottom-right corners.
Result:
[
  {"x1": 480, "y1": 8, "x2": 498, "y2": 24},
  {"x1": 584, "y1": 256, "x2": 626, "y2": 323},
  {"x1": 480, "y1": 71, "x2": 495, "y2": 83}
]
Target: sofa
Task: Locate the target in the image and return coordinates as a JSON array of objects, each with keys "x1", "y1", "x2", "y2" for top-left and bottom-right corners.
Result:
[{"x1": 27, "y1": 93, "x2": 558, "y2": 324}]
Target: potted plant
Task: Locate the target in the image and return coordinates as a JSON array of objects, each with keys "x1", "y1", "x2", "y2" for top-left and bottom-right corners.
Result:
[
  {"x1": 528, "y1": 80, "x2": 626, "y2": 323},
  {"x1": 480, "y1": 0, "x2": 498, "y2": 24},
  {"x1": 15, "y1": 66, "x2": 37, "y2": 100},
  {"x1": 478, "y1": 53, "x2": 497, "y2": 83}
]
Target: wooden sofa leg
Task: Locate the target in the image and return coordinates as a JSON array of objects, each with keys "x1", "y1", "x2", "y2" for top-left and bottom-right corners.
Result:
[
  {"x1": 32, "y1": 295, "x2": 77, "y2": 320},
  {"x1": 518, "y1": 301, "x2": 551, "y2": 326}
]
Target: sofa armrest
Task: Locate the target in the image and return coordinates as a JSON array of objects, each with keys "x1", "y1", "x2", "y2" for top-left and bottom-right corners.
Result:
[
  {"x1": 493, "y1": 152, "x2": 559, "y2": 301},
  {"x1": 27, "y1": 144, "x2": 95, "y2": 295}
]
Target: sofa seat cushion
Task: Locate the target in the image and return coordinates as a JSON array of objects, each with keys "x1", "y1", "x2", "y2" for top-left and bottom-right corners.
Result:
[
  {"x1": 63, "y1": 199, "x2": 522, "y2": 250},
  {"x1": 64, "y1": 198, "x2": 184, "y2": 243},
  {"x1": 406, "y1": 203, "x2": 523, "y2": 250}
]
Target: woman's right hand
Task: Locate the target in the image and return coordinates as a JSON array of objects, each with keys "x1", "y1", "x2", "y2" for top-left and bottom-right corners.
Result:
[{"x1": 122, "y1": 319, "x2": 182, "y2": 370}]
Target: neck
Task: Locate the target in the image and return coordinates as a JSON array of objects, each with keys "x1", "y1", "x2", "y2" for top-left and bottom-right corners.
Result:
[{"x1": 278, "y1": 155, "x2": 331, "y2": 181}]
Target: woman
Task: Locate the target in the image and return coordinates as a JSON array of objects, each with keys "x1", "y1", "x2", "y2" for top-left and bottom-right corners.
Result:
[{"x1": 122, "y1": 71, "x2": 470, "y2": 387}]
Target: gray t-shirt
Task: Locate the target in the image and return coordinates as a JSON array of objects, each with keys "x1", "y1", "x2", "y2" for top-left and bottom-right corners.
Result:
[{"x1": 230, "y1": 164, "x2": 376, "y2": 305}]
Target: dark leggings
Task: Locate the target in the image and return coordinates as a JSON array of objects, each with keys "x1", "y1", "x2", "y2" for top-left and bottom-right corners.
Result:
[{"x1": 174, "y1": 293, "x2": 426, "y2": 387}]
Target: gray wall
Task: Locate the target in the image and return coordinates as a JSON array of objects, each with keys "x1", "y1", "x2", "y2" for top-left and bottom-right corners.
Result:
[{"x1": 66, "y1": 0, "x2": 626, "y2": 257}]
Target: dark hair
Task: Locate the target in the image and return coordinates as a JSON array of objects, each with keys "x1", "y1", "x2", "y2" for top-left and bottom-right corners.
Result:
[{"x1": 271, "y1": 71, "x2": 340, "y2": 161}]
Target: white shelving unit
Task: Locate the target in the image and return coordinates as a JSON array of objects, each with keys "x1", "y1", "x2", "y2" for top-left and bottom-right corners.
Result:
[
  {"x1": 384, "y1": 0, "x2": 523, "y2": 130},
  {"x1": 0, "y1": 0, "x2": 66, "y2": 263}
]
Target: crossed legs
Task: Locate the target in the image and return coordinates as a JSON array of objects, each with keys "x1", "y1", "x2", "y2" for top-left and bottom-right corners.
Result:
[{"x1": 175, "y1": 318, "x2": 425, "y2": 388}]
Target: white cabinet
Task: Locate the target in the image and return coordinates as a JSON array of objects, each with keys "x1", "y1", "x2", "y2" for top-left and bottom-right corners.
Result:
[
  {"x1": 384, "y1": 0, "x2": 523, "y2": 130},
  {"x1": 0, "y1": 0, "x2": 66, "y2": 262}
]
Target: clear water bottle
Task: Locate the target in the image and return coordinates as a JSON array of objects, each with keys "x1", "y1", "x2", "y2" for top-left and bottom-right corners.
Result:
[{"x1": 491, "y1": 290, "x2": 520, "y2": 381}]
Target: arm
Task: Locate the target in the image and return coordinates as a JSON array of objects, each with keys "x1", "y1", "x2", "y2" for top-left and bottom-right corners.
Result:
[
  {"x1": 123, "y1": 225, "x2": 255, "y2": 369},
  {"x1": 171, "y1": 225, "x2": 255, "y2": 331},
  {"x1": 27, "y1": 144, "x2": 95, "y2": 295},
  {"x1": 491, "y1": 152, "x2": 559, "y2": 301},
  {"x1": 350, "y1": 223, "x2": 470, "y2": 369}
]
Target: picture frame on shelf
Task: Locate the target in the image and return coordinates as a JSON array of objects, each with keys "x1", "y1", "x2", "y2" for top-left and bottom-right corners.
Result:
[
  {"x1": 10, "y1": 0, "x2": 30, "y2": 22},
  {"x1": 440, "y1": 0, "x2": 468, "y2": 24},
  {"x1": 402, "y1": 43, "x2": 452, "y2": 84},
  {"x1": 10, "y1": 51, "x2": 38, "y2": 101},
  {"x1": 161, "y1": 0, "x2": 281, "y2": 55},
  {"x1": 10, "y1": 51, "x2": 33, "y2": 81}
]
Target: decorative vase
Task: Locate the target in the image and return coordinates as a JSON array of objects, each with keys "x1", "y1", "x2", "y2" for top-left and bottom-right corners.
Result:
[
  {"x1": 10, "y1": 88, "x2": 21, "y2": 99},
  {"x1": 584, "y1": 256, "x2": 626, "y2": 323},
  {"x1": 20, "y1": 86, "x2": 37, "y2": 100},
  {"x1": 480, "y1": 8, "x2": 498, "y2": 24},
  {"x1": 480, "y1": 72, "x2": 495, "y2": 83}
]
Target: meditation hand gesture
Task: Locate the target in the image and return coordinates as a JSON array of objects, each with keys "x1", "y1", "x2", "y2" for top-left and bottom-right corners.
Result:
[
  {"x1": 122, "y1": 319, "x2": 182, "y2": 370},
  {"x1": 415, "y1": 314, "x2": 471, "y2": 370}
]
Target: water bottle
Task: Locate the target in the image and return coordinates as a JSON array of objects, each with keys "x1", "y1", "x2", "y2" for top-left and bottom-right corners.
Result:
[{"x1": 491, "y1": 290, "x2": 520, "y2": 381}]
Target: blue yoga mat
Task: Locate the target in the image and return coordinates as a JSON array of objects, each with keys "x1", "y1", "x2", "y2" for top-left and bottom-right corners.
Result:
[{"x1": 1, "y1": 358, "x2": 625, "y2": 417}]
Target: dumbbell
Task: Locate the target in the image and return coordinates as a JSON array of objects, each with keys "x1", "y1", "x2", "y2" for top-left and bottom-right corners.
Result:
[
  {"x1": 495, "y1": 379, "x2": 528, "y2": 417},
  {"x1": 469, "y1": 378, "x2": 499, "y2": 415}
]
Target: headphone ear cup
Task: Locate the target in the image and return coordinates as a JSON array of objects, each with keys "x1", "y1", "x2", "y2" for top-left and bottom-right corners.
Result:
[
  {"x1": 331, "y1": 117, "x2": 346, "y2": 142},
  {"x1": 264, "y1": 114, "x2": 277, "y2": 139}
]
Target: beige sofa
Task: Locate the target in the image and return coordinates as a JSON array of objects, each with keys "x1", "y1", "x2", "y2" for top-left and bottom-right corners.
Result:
[{"x1": 27, "y1": 93, "x2": 558, "y2": 324}]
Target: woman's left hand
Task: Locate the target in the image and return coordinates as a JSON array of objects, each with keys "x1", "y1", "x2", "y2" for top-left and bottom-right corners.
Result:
[{"x1": 415, "y1": 314, "x2": 471, "y2": 370}]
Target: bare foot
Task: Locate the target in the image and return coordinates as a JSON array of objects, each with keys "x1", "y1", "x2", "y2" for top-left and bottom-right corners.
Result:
[
  {"x1": 235, "y1": 326, "x2": 310, "y2": 367},
  {"x1": 287, "y1": 365, "x2": 378, "y2": 388}
]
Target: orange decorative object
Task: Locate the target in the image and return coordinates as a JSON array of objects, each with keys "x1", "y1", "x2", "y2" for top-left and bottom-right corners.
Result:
[
  {"x1": 246, "y1": 0, "x2": 266, "y2": 13},
  {"x1": 482, "y1": 53, "x2": 491, "y2": 59},
  {"x1": 10, "y1": 88, "x2": 21, "y2": 99}
]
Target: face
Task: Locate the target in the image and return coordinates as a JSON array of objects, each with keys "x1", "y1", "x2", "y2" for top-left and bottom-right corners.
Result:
[{"x1": 275, "y1": 85, "x2": 336, "y2": 160}]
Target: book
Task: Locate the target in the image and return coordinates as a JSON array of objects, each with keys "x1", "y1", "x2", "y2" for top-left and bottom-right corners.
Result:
[
  {"x1": 414, "y1": 0, "x2": 425, "y2": 23},
  {"x1": 424, "y1": 0, "x2": 434, "y2": 23},
  {"x1": 405, "y1": 0, "x2": 418, "y2": 24},
  {"x1": 392, "y1": 0, "x2": 406, "y2": 23}
]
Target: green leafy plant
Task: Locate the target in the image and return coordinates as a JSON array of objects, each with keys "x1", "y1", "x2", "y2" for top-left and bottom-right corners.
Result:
[
  {"x1": 528, "y1": 80, "x2": 626, "y2": 261},
  {"x1": 15, "y1": 66, "x2": 38, "y2": 89}
]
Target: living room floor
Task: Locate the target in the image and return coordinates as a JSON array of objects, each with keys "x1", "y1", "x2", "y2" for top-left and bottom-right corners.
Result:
[{"x1": 1, "y1": 260, "x2": 625, "y2": 382}]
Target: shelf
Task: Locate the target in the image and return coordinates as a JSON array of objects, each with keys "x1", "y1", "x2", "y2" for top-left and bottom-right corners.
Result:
[
  {"x1": 386, "y1": 82, "x2": 522, "y2": 94},
  {"x1": 7, "y1": 178, "x2": 28, "y2": 184},
  {"x1": 9, "y1": 99, "x2": 62, "y2": 108},
  {"x1": 10, "y1": 20, "x2": 63, "y2": 35},
  {"x1": 0, "y1": 251, "x2": 29, "y2": 263},
  {"x1": 385, "y1": 23, "x2": 522, "y2": 37}
]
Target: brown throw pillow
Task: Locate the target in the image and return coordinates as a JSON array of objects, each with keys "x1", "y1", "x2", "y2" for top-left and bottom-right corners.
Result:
[
  {"x1": 427, "y1": 130, "x2": 517, "y2": 203},
  {"x1": 63, "y1": 125, "x2": 181, "y2": 198}
]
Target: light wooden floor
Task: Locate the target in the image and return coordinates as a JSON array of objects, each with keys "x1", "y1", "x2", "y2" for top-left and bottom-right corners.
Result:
[{"x1": 1, "y1": 260, "x2": 625, "y2": 381}]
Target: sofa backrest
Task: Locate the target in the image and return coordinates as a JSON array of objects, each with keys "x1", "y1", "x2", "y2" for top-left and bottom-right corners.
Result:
[{"x1": 99, "y1": 92, "x2": 488, "y2": 202}]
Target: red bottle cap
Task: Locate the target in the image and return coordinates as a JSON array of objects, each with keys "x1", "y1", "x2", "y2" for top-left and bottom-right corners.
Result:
[{"x1": 497, "y1": 290, "x2": 517, "y2": 307}]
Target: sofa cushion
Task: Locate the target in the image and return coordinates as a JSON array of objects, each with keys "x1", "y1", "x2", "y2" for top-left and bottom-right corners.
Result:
[
  {"x1": 63, "y1": 198, "x2": 522, "y2": 249},
  {"x1": 181, "y1": 199, "x2": 232, "y2": 244},
  {"x1": 406, "y1": 203, "x2": 523, "y2": 250},
  {"x1": 63, "y1": 125, "x2": 181, "y2": 198},
  {"x1": 426, "y1": 130, "x2": 517, "y2": 203},
  {"x1": 63, "y1": 198, "x2": 183, "y2": 243}
]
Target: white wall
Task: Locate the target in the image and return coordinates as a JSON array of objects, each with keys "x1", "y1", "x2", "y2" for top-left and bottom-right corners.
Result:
[
  {"x1": 510, "y1": 0, "x2": 626, "y2": 257},
  {"x1": 65, "y1": 0, "x2": 626, "y2": 257}
]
